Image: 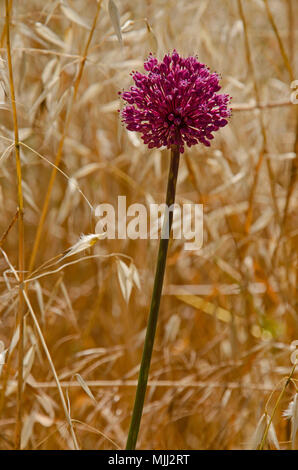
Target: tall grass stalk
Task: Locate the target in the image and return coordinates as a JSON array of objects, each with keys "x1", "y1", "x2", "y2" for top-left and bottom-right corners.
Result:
[
  {"x1": 28, "y1": 0, "x2": 103, "y2": 273},
  {"x1": 22, "y1": 289, "x2": 80, "y2": 449},
  {"x1": 237, "y1": 0, "x2": 279, "y2": 232},
  {"x1": 126, "y1": 145, "x2": 180, "y2": 450},
  {"x1": 0, "y1": 248, "x2": 79, "y2": 450},
  {"x1": 5, "y1": 0, "x2": 25, "y2": 449},
  {"x1": 263, "y1": 0, "x2": 298, "y2": 264}
]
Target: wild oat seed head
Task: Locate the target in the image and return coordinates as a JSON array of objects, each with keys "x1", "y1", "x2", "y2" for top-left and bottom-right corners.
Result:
[{"x1": 119, "y1": 50, "x2": 231, "y2": 153}]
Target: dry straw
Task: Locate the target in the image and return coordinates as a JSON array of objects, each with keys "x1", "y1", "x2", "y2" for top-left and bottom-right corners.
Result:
[{"x1": 0, "y1": 0, "x2": 297, "y2": 451}]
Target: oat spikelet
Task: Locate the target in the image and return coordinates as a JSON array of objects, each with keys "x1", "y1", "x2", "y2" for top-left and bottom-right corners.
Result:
[
  {"x1": 61, "y1": 233, "x2": 105, "y2": 260},
  {"x1": 249, "y1": 413, "x2": 280, "y2": 450},
  {"x1": 249, "y1": 413, "x2": 267, "y2": 449},
  {"x1": 283, "y1": 394, "x2": 298, "y2": 449}
]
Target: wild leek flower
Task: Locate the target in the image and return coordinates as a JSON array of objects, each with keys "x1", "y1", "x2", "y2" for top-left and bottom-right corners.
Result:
[
  {"x1": 120, "y1": 51, "x2": 231, "y2": 450},
  {"x1": 120, "y1": 50, "x2": 230, "y2": 153}
]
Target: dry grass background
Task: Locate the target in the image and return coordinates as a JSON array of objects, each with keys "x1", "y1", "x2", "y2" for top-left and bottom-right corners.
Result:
[{"x1": 0, "y1": 0, "x2": 297, "y2": 450}]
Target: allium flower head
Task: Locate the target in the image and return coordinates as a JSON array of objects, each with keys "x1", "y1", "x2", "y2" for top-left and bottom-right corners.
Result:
[{"x1": 119, "y1": 50, "x2": 231, "y2": 153}]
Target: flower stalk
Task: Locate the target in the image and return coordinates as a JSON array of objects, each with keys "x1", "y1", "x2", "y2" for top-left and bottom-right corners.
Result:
[{"x1": 126, "y1": 145, "x2": 180, "y2": 450}]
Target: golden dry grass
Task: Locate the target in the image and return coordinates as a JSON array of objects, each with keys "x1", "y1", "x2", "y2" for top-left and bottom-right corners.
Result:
[{"x1": 0, "y1": 0, "x2": 297, "y2": 450}]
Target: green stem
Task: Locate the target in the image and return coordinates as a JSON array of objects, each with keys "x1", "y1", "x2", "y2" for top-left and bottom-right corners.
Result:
[{"x1": 126, "y1": 145, "x2": 180, "y2": 450}]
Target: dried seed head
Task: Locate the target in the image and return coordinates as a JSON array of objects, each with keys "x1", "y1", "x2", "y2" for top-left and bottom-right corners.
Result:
[
  {"x1": 61, "y1": 233, "x2": 105, "y2": 260},
  {"x1": 283, "y1": 394, "x2": 298, "y2": 448},
  {"x1": 249, "y1": 413, "x2": 280, "y2": 450},
  {"x1": 249, "y1": 413, "x2": 267, "y2": 450}
]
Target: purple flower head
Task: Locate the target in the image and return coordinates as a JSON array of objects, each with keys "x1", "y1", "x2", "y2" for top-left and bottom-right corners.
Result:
[{"x1": 119, "y1": 50, "x2": 231, "y2": 153}]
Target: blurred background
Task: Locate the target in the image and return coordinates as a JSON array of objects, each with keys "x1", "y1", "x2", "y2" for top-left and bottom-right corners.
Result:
[{"x1": 0, "y1": 0, "x2": 297, "y2": 449}]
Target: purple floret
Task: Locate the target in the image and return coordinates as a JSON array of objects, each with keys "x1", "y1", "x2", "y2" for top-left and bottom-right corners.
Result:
[{"x1": 119, "y1": 50, "x2": 231, "y2": 153}]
